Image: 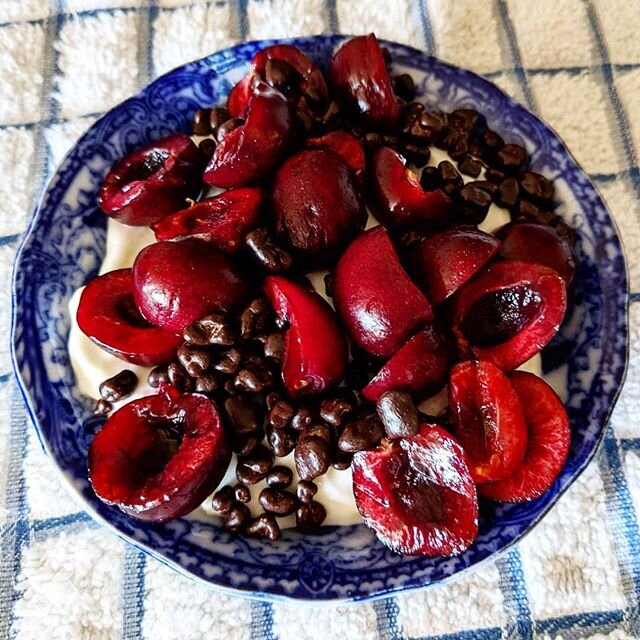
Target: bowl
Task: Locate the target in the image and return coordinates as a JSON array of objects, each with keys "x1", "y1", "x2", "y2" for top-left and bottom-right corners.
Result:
[{"x1": 11, "y1": 35, "x2": 629, "y2": 603}]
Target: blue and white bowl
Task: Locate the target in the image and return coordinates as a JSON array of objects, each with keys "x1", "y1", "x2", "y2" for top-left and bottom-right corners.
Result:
[{"x1": 11, "y1": 35, "x2": 629, "y2": 603}]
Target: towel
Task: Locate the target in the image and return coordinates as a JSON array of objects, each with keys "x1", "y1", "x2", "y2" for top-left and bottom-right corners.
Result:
[{"x1": 1, "y1": 1, "x2": 640, "y2": 638}]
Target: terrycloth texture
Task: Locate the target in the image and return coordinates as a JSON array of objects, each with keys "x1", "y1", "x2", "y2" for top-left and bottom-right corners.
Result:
[{"x1": 1, "y1": 1, "x2": 639, "y2": 638}]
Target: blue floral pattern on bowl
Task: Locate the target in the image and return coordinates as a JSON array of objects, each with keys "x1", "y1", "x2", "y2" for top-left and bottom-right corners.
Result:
[{"x1": 11, "y1": 35, "x2": 629, "y2": 603}]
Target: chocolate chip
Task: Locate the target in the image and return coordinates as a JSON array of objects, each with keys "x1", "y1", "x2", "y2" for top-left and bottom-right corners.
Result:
[
  {"x1": 177, "y1": 344, "x2": 213, "y2": 378},
  {"x1": 403, "y1": 144, "x2": 430, "y2": 167},
  {"x1": 94, "y1": 399, "x2": 112, "y2": 415},
  {"x1": 239, "y1": 298, "x2": 272, "y2": 340},
  {"x1": 198, "y1": 138, "x2": 216, "y2": 157},
  {"x1": 209, "y1": 107, "x2": 230, "y2": 132},
  {"x1": 296, "y1": 501, "x2": 326, "y2": 533},
  {"x1": 213, "y1": 347, "x2": 242, "y2": 375},
  {"x1": 296, "y1": 480, "x2": 317, "y2": 503},
  {"x1": 496, "y1": 143, "x2": 527, "y2": 172},
  {"x1": 338, "y1": 412, "x2": 384, "y2": 453},
  {"x1": 99, "y1": 369, "x2": 138, "y2": 402},
  {"x1": 450, "y1": 108, "x2": 483, "y2": 133},
  {"x1": 266, "y1": 466, "x2": 293, "y2": 489},
  {"x1": 291, "y1": 405, "x2": 314, "y2": 431},
  {"x1": 332, "y1": 450, "x2": 353, "y2": 470},
  {"x1": 266, "y1": 425, "x2": 297, "y2": 457},
  {"x1": 184, "y1": 314, "x2": 235, "y2": 347},
  {"x1": 265, "y1": 58, "x2": 297, "y2": 91},
  {"x1": 268, "y1": 400, "x2": 294, "y2": 429},
  {"x1": 518, "y1": 171, "x2": 554, "y2": 203},
  {"x1": 485, "y1": 167, "x2": 506, "y2": 183},
  {"x1": 233, "y1": 430, "x2": 264, "y2": 456},
  {"x1": 246, "y1": 513, "x2": 281, "y2": 540},
  {"x1": 191, "y1": 108, "x2": 211, "y2": 135},
  {"x1": 482, "y1": 129, "x2": 504, "y2": 152},
  {"x1": 224, "y1": 396, "x2": 263, "y2": 434},
  {"x1": 295, "y1": 435, "x2": 331, "y2": 480},
  {"x1": 234, "y1": 365, "x2": 273, "y2": 393},
  {"x1": 467, "y1": 179, "x2": 499, "y2": 198},
  {"x1": 148, "y1": 365, "x2": 169, "y2": 389},
  {"x1": 216, "y1": 117, "x2": 243, "y2": 143},
  {"x1": 263, "y1": 332, "x2": 284, "y2": 361},
  {"x1": 408, "y1": 111, "x2": 447, "y2": 143},
  {"x1": 440, "y1": 128, "x2": 469, "y2": 160},
  {"x1": 211, "y1": 485, "x2": 234, "y2": 513},
  {"x1": 302, "y1": 423, "x2": 334, "y2": 444},
  {"x1": 323, "y1": 273, "x2": 333, "y2": 298},
  {"x1": 234, "y1": 484, "x2": 251, "y2": 504},
  {"x1": 496, "y1": 177, "x2": 520, "y2": 208},
  {"x1": 362, "y1": 132, "x2": 384, "y2": 150},
  {"x1": 259, "y1": 488, "x2": 298, "y2": 516},
  {"x1": 420, "y1": 165, "x2": 442, "y2": 192},
  {"x1": 236, "y1": 445, "x2": 273, "y2": 484},
  {"x1": 376, "y1": 390, "x2": 420, "y2": 438},
  {"x1": 167, "y1": 361, "x2": 194, "y2": 392},
  {"x1": 245, "y1": 228, "x2": 293, "y2": 273},
  {"x1": 195, "y1": 372, "x2": 220, "y2": 394},
  {"x1": 380, "y1": 46, "x2": 392, "y2": 65},
  {"x1": 319, "y1": 397, "x2": 354, "y2": 427},
  {"x1": 438, "y1": 160, "x2": 463, "y2": 190},
  {"x1": 265, "y1": 391, "x2": 282, "y2": 411},
  {"x1": 458, "y1": 155, "x2": 482, "y2": 178},
  {"x1": 223, "y1": 503, "x2": 250, "y2": 532},
  {"x1": 458, "y1": 184, "x2": 493, "y2": 223},
  {"x1": 393, "y1": 74, "x2": 415, "y2": 102}
]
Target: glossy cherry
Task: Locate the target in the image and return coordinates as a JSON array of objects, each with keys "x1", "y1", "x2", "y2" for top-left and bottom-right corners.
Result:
[
  {"x1": 412, "y1": 226, "x2": 501, "y2": 305},
  {"x1": 89, "y1": 388, "x2": 231, "y2": 522},
  {"x1": 480, "y1": 371, "x2": 570, "y2": 502},
  {"x1": 453, "y1": 260, "x2": 567, "y2": 371},
  {"x1": 352, "y1": 424, "x2": 479, "y2": 556},
  {"x1": 133, "y1": 238, "x2": 249, "y2": 333},
  {"x1": 307, "y1": 131, "x2": 366, "y2": 176},
  {"x1": 204, "y1": 85, "x2": 294, "y2": 188},
  {"x1": 153, "y1": 187, "x2": 262, "y2": 252},
  {"x1": 333, "y1": 226, "x2": 434, "y2": 358},
  {"x1": 77, "y1": 269, "x2": 182, "y2": 366},
  {"x1": 227, "y1": 75, "x2": 252, "y2": 118},
  {"x1": 264, "y1": 275, "x2": 347, "y2": 396},
  {"x1": 98, "y1": 134, "x2": 204, "y2": 226},
  {"x1": 363, "y1": 323, "x2": 452, "y2": 402},
  {"x1": 329, "y1": 34, "x2": 400, "y2": 129},
  {"x1": 449, "y1": 361, "x2": 527, "y2": 483},
  {"x1": 369, "y1": 146, "x2": 452, "y2": 231},
  {"x1": 272, "y1": 149, "x2": 366, "y2": 268}
]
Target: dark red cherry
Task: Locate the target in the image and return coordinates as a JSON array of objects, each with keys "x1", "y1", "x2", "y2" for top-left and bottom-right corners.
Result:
[
  {"x1": 307, "y1": 131, "x2": 366, "y2": 176},
  {"x1": 227, "y1": 75, "x2": 252, "y2": 118}
]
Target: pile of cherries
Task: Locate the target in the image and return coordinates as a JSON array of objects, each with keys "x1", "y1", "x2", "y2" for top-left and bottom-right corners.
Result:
[{"x1": 80, "y1": 34, "x2": 575, "y2": 556}]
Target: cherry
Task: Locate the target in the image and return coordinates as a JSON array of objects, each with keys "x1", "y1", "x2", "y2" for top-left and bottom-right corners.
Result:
[
  {"x1": 362, "y1": 323, "x2": 452, "y2": 402},
  {"x1": 98, "y1": 134, "x2": 204, "y2": 226},
  {"x1": 153, "y1": 187, "x2": 262, "y2": 252},
  {"x1": 497, "y1": 221, "x2": 577, "y2": 284},
  {"x1": 449, "y1": 361, "x2": 527, "y2": 483},
  {"x1": 480, "y1": 371, "x2": 570, "y2": 502},
  {"x1": 77, "y1": 269, "x2": 182, "y2": 366},
  {"x1": 411, "y1": 226, "x2": 501, "y2": 305},
  {"x1": 132, "y1": 238, "x2": 249, "y2": 333},
  {"x1": 264, "y1": 275, "x2": 347, "y2": 396},
  {"x1": 333, "y1": 226, "x2": 433, "y2": 358},
  {"x1": 352, "y1": 424, "x2": 478, "y2": 556},
  {"x1": 329, "y1": 34, "x2": 400, "y2": 129},
  {"x1": 204, "y1": 85, "x2": 294, "y2": 188},
  {"x1": 89, "y1": 388, "x2": 231, "y2": 522},
  {"x1": 272, "y1": 149, "x2": 366, "y2": 268},
  {"x1": 307, "y1": 131, "x2": 366, "y2": 176},
  {"x1": 452, "y1": 260, "x2": 567, "y2": 371},
  {"x1": 369, "y1": 146, "x2": 452, "y2": 232},
  {"x1": 227, "y1": 75, "x2": 252, "y2": 118}
]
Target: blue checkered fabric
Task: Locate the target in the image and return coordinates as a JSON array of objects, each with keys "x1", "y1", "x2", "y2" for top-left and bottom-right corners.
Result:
[{"x1": 1, "y1": 1, "x2": 640, "y2": 638}]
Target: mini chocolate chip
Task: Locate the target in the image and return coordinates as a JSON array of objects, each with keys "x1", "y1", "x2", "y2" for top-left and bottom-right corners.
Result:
[
  {"x1": 468, "y1": 180, "x2": 499, "y2": 198},
  {"x1": 195, "y1": 372, "x2": 220, "y2": 394},
  {"x1": 234, "y1": 484, "x2": 251, "y2": 504},
  {"x1": 239, "y1": 298, "x2": 272, "y2": 340},
  {"x1": 458, "y1": 155, "x2": 482, "y2": 178},
  {"x1": 296, "y1": 501, "x2": 326, "y2": 533},
  {"x1": 323, "y1": 273, "x2": 333, "y2": 298},
  {"x1": 496, "y1": 177, "x2": 520, "y2": 208},
  {"x1": 184, "y1": 314, "x2": 234, "y2": 346},
  {"x1": 94, "y1": 399, "x2": 112, "y2": 415},
  {"x1": 211, "y1": 485, "x2": 234, "y2": 513},
  {"x1": 177, "y1": 344, "x2": 213, "y2": 378},
  {"x1": 259, "y1": 488, "x2": 298, "y2": 516},
  {"x1": 333, "y1": 450, "x2": 353, "y2": 470},
  {"x1": 485, "y1": 166, "x2": 506, "y2": 183},
  {"x1": 148, "y1": 365, "x2": 169, "y2": 389},
  {"x1": 265, "y1": 58, "x2": 297, "y2": 91},
  {"x1": 216, "y1": 117, "x2": 243, "y2": 143},
  {"x1": 319, "y1": 398, "x2": 354, "y2": 427},
  {"x1": 449, "y1": 108, "x2": 483, "y2": 133},
  {"x1": 266, "y1": 424, "x2": 297, "y2": 457},
  {"x1": 295, "y1": 435, "x2": 331, "y2": 480},
  {"x1": 291, "y1": 405, "x2": 314, "y2": 431},
  {"x1": 302, "y1": 423, "x2": 334, "y2": 444},
  {"x1": 496, "y1": 143, "x2": 527, "y2": 172},
  {"x1": 266, "y1": 466, "x2": 293, "y2": 489},
  {"x1": 482, "y1": 129, "x2": 504, "y2": 152},
  {"x1": 246, "y1": 513, "x2": 281, "y2": 540},
  {"x1": 438, "y1": 160, "x2": 463, "y2": 190},
  {"x1": 167, "y1": 361, "x2": 194, "y2": 392},
  {"x1": 263, "y1": 332, "x2": 284, "y2": 361},
  {"x1": 191, "y1": 108, "x2": 212, "y2": 135},
  {"x1": 268, "y1": 400, "x2": 295, "y2": 429},
  {"x1": 393, "y1": 74, "x2": 415, "y2": 102},
  {"x1": 265, "y1": 391, "x2": 282, "y2": 411},
  {"x1": 363, "y1": 132, "x2": 384, "y2": 150},
  {"x1": 382, "y1": 134, "x2": 399, "y2": 148},
  {"x1": 518, "y1": 171, "x2": 554, "y2": 203},
  {"x1": 198, "y1": 138, "x2": 216, "y2": 157},
  {"x1": 376, "y1": 390, "x2": 420, "y2": 438},
  {"x1": 233, "y1": 430, "x2": 264, "y2": 456},
  {"x1": 296, "y1": 480, "x2": 317, "y2": 503},
  {"x1": 403, "y1": 144, "x2": 430, "y2": 167},
  {"x1": 209, "y1": 107, "x2": 230, "y2": 132},
  {"x1": 408, "y1": 111, "x2": 447, "y2": 143},
  {"x1": 212, "y1": 348, "x2": 241, "y2": 375},
  {"x1": 235, "y1": 366, "x2": 273, "y2": 393},
  {"x1": 440, "y1": 128, "x2": 469, "y2": 160},
  {"x1": 224, "y1": 396, "x2": 263, "y2": 434},
  {"x1": 236, "y1": 445, "x2": 273, "y2": 484},
  {"x1": 245, "y1": 228, "x2": 293, "y2": 273},
  {"x1": 420, "y1": 165, "x2": 442, "y2": 192},
  {"x1": 338, "y1": 412, "x2": 384, "y2": 453},
  {"x1": 223, "y1": 503, "x2": 250, "y2": 532},
  {"x1": 99, "y1": 369, "x2": 138, "y2": 402},
  {"x1": 458, "y1": 184, "x2": 492, "y2": 223}
]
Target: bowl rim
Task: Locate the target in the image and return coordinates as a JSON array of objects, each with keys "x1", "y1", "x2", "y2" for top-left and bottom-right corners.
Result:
[{"x1": 10, "y1": 34, "x2": 630, "y2": 604}]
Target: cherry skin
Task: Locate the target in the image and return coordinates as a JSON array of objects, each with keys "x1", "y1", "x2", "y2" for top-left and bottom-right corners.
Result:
[{"x1": 307, "y1": 131, "x2": 366, "y2": 176}]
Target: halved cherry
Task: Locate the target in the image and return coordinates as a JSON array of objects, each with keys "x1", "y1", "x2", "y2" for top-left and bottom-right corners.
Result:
[
  {"x1": 449, "y1": 361, "x2": 527, "y2": 483},
  {"x1": 412, "y1": 226, "x2": 501, "y2": 305},
  {"x1": 352, "y1": 424, "x2": 478, "y2": 556},
  {"x1": 307, "y1": 131, "x2": 366, "y2": 176},
  {"x1": 264, "y1": 275, "x2": 347, "y2": 395},
  {"x1": 452, "y1": 260, "x2": 567, "y2": 371},
  {"x1": 153, "y1": 187, "x2": 262, "y2": 252},
  {"x1": 204, "y1": 85, "x2": 294, "y2": 188},
  {"x1": 369, "y1": 146, "x2": 452, "y2": 232},
  {"x1": 77, "y1": 269, "x2": 181, "y2": 366},
  {"x1": 98, "y1": 134, "x2": 204, "y2": 226},
  {"x1": 497, "y1": 222, "x2": 577, "y2": 285},
  {"x1": 362, "y1": 322, "x2": 452, "y2": 402},
  {"x1": 89, "y1": 388, "x2": 231, "y2": 522},
  {"x1": 329, "y1": 34, "x2": 400, "y2": 129},
  {"x1": 480, "y1": 371, "x2": 570, "y2": 502},
  {"x1": 333, "y1": 226, "x2": 434, "y2": 358},
  {"x1": 272, "y1": 149, "x2": 366, "y2": 268},
  {"x1": 227, "y1": 75, "x2": 252, "y2": 118},
  {"x1": 133, "y1": 238, "x2": 249, "y2": 333}
]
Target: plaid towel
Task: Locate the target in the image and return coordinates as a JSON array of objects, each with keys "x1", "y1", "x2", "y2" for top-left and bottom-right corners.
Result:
[{"x1": 1, "y1": 1, "x2": 640, "y2": 638}]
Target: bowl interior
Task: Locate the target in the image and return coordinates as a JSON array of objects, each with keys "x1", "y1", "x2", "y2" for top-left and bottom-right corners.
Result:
[{"x1": 11, "y1": 35, "x2": 628, "y2": 602}]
